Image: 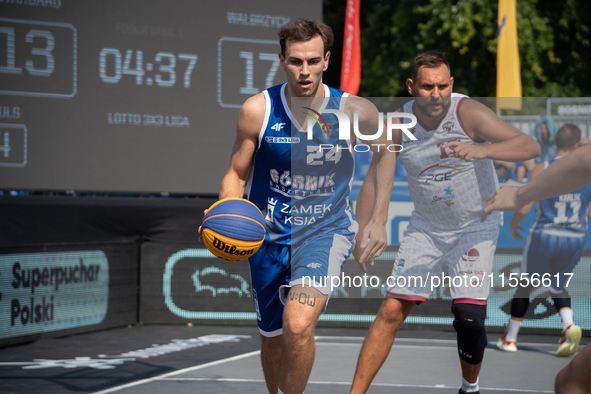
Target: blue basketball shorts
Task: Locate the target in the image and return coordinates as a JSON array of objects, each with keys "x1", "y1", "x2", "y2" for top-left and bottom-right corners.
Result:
[
  {"x1": 522, "y1": 228, "x2": 586, "y2": 293},
  {"x1": 248, "y1": 232, "x2": 355, "y2": 337}
]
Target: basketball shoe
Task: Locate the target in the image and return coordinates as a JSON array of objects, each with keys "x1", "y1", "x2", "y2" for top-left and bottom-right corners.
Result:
[
  {"x1": 496, "y1": 334, "x2": 517, "y2": 352},
  {"x1": 556, "y1": 324, "x2": 582, "y2": 357}
]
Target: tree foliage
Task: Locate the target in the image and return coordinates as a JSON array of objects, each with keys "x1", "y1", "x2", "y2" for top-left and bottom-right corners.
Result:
[{"x1": 323, "y1": 0, "x2": 591, "y2": 98}]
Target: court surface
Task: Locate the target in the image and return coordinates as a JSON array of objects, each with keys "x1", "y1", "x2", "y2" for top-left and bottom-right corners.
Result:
[{"x1": 0, "y1": 324, "x2": 586, "y2": 394}]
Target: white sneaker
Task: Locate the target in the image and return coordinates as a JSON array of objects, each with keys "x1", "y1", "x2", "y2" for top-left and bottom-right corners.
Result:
[
  {"x1": 496, "y1": 335, "x2": 517, "y2": 352},
  {"x1": 556, "y1": 324, "x2": 582, "y2": 357}
]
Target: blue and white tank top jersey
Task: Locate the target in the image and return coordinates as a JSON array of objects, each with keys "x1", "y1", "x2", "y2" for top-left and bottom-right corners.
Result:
[
  {"x1": 246, "y1": 83, "x2": 357, "y2": 245},
  {"x1": 533, "y1": 157, "x2": 591, "y2": 233}
]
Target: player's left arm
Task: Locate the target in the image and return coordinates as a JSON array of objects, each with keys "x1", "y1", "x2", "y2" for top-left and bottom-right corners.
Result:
[
  {"x1": 482, "y1": 144, "x2": 591, "y2": 220},
  {"x1": 508, "y1": 163, "x2": 544, "y2": 240},
  {"x1": 444, "y1": 99, "x2": 541, "y2": 162},
  {"x1": 347, "y1": 97, "x2": 397, "y2": 271},
  {"x1": 355, "y1": 146, "x2": 397, "y2": 271},
  {"x1": 587, "y1": 200, "x2": 591, "y2": 220}
]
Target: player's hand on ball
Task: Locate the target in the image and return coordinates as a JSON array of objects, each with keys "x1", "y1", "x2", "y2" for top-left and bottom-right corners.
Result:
[
  {"x1": 198, "y1": 209, "x2": 209, "y2": 242},
  {"x1": 201, "y1": 198, "x2": 265, "y2": 261},
  {"x1": 442, "y1": 141, "x2": 485, "y2": 162}
]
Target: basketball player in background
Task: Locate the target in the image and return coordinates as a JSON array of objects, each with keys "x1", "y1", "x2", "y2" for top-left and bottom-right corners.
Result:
[
  {"x1": 482, "y1": 143, "x2": 591, "y2": 394},
  {"x1": 497, "y1": 124, "x2": 591, "y2": 357},
  {"x1": 350, "y1": 51, "x2": 540, "y2": 394},
  {"x1": 208, "y1": 19, "x2": 396, "y2": 394}
]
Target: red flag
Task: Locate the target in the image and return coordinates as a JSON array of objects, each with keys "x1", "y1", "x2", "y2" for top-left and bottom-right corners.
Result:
[{"x1": 340, "y1": 0, "x2": 361, "y2": 95}]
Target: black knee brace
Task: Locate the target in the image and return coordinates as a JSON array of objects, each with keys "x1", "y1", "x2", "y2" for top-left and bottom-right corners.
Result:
[
  {"x1": 553, "y1": 290, "x2": 571, "y2": 311},
  {"x1": 452, "y1": 303, "x2": 487, "y2": 365}
]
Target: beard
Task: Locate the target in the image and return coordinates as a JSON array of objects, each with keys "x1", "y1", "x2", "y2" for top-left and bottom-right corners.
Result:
[{"x1": 414, "y1": 96, "x2": 451, "y2": 119}]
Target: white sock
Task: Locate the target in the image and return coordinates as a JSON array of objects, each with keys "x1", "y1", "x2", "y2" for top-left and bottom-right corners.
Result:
[
  {"x1": 559, "y1": 308, "x2": 574, "y2": 331},
  {"x1": 278, "y1": 388, "x2": 303, "y2": 394},
  {"x1": 506, "y1": 318, "x2": 521, "y2": 340},
  {"x1": 461, "y1": 376, "x2": 479, "y2": 393}
]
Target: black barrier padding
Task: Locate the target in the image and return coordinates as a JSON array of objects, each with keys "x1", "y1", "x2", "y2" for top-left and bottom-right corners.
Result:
[
  {"x1": 140, "y1": 243, "x2": 255, "y2": 325},
  {"x1": 139, "y1": 243, "x2": 591, "y2": 336},
  {"x1": 0, "y1": 242, "x2": 138, "y2": 348},
  {"x1": 0, "y1": 196, "x2": 215, "y2": 246}
]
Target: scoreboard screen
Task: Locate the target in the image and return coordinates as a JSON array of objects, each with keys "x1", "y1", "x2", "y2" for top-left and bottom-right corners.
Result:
[{"x1": 0, "y1": 0, "x2": 321, "y2": 194}]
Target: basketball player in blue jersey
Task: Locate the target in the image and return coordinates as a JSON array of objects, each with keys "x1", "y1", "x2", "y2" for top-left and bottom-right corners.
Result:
[
  {"x1": 210, "y1": 20, "x2": 396, "y2": 394},
  {"x1": 496, "y1": 124, "x2": 591, "y2": 357},
  {"x1": 350, "y1": 51, "x2": 541, "y2": 394},
  {"x1": 482, "y1": 143, "x2": 591, "y2": 394}
]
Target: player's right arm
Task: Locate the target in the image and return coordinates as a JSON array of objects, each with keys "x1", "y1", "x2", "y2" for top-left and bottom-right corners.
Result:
[
  {"x1": 219, "y1": 94, "x2": 266, "y2": 199},
  {"x1": 482, "y1": 144, "x2": 591, "y2": 220},
  {"x1": 508, "y1": 162, "x2": 545, "y2": 240},
  {"x1": 199, "y1": 94, "x2": 264, "y2": 241}
]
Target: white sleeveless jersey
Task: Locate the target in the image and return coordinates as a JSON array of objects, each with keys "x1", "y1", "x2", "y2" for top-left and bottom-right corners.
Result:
[{"x1": 399, "y1": 93, "x2": 502, "y2": 230}]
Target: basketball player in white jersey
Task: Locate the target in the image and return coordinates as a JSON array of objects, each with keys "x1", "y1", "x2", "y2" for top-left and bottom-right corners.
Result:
[{"x1": 350, "y1": 51, "x2": 541, "y2": 394}]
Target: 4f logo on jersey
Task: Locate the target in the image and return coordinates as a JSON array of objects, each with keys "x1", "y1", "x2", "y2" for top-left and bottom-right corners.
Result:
[
  {"x1": 307, "y1": 262, "x2": 322, "y2": 269},
  {"x1": 271, "y1": 122, "x2": 286, "y2": 131}
]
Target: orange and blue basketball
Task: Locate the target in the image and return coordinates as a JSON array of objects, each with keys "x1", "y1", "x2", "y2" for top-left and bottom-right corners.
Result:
[{"x1": 201, "y1": 197, "x2": 266, "y2": 260}]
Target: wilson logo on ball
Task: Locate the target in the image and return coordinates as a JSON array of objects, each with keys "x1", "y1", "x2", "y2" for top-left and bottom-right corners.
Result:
[
  {"x1": 201, "y1": 197, "x2": 266, "y2": 261},
  {"x1": 211, "y1": 236, "x2": 257, "y2": 257}
]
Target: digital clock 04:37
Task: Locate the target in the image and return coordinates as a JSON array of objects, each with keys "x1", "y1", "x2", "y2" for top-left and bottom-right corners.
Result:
[{"x1": 99, "y1": 48, "x2": 197, "y2": 88}]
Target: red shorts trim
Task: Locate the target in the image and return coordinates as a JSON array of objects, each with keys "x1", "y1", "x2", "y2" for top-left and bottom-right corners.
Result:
[
  {"x1": 452, "y1": 298, "x2": 488, "y2": 306},
  {"x1": 386, "y1": 292, "x2": 428, "y2": 305}
]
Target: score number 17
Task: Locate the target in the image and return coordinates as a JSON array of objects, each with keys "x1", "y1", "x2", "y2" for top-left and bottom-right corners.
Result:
[{"x1": 239, "y1": 51, "x2": 279, "y2": 95}]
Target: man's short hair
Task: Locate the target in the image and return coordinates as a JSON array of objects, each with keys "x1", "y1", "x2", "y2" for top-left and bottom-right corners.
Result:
[
  {"x1": 555, "y1": 124, "x2": 582, "y2": 150},
  {"x1": 412, "y1": 51, "x2": 451, "y2": 81},
  {"x1": 278, "y1": 19, "x2": 334, "y2": 58}
]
